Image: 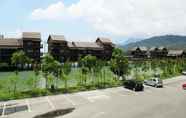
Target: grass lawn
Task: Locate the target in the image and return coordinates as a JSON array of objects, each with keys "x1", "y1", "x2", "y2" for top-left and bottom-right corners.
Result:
[
  {"x1": 0, "y1": 68, "x2": 121, "y2": 101},
  {"x1": 0, "y1": 71, "x2": 35, "y2": 80}
]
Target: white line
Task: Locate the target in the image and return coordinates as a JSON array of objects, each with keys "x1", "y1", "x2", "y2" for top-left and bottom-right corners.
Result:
[
  {"x1": 1, "y1": 103, "x2": 6, "y2": 117},
  {"x1": 63, "y1": 95, "x2": 76, "y2": 106},
  {"x1": 25, "y1": 99, "x2": 31, "y2": 112},
  {"x1": 46, "y1": 97, "x2": 55, "y2": 109}
]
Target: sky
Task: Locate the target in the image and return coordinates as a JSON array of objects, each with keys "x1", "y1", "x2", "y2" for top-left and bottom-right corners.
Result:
[{"x1": 0, "y1": 0, "x2": 186, "y2": 45}]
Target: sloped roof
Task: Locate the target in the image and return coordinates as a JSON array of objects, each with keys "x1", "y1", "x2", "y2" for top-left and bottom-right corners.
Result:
[
  {"x1": 167, "y1": 50, "x2": 184, "y2": 56},
  {"x1": 0, "y1": 38, "x2": 22, "y2": 48},
  {"x1": 140, "y1": 46, "x2": 148, "y2": 51},
  {"x1": 130, "y1": 46, "x2": 148, "y2": 51},
  {"x1": 67, "y1": 42, "x2": 74, "y2": 48},
  {"x1": 149, "y1": 47, "x2": 156, "y2": 51},
  {"x1": 130, "y1": 47, "x2": 138, "y2": 51},
  {"x1": 22, "y1": 32, "x2": 41, "y2": 39},
  {"x1": 48, "y1": 35, "x2": 66, "y2": 42},
  {"x1": 159, "y1": 46, "x2": 167, "y2": 50},
  {"x1": 70, "y1": 42, "x2": 103, "y2": 50},
  {"x1": 97, "y1": 37, "x2": 112, "y2": 44}
]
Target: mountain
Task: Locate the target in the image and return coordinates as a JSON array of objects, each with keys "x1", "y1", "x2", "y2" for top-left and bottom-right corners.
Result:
[
  {"x1": 121, "y1": 38, "x2": 143, "y2": 45},
  {"x1": 122, "y1": 35, "x2": 186, "y2": 50}
]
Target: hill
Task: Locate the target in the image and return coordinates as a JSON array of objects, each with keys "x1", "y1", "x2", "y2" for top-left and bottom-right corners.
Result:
[{"x1": 122, "y1": 35, "x2": 186, "y2": 50}]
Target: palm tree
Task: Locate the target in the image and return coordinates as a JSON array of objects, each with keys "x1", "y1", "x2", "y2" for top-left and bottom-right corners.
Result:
[
  {"x1": 110, "y1": 48, "x2": 129, "y2": 80},
  {"x1": 79, "y1": 55, "x2": 97, "y2": 86},
  {"x1": 41, "y1": 53, "x2": 61, "y2": 89},
  {"x1": 61, "y1": 61, "x2": 71, "y2": 92},
  {"x1": 11, "y1": 50, "x2": 30, "y2": 70}
]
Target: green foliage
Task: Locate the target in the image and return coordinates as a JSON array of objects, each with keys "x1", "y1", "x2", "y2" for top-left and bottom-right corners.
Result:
[
  {"x1": 11, "y1": 50, "x2": 31, "y2": 69},
  {"x1": 110, "y1": 48, "x2": 129, "y2": 77},
  {"x1": 79, "y1": 55, "x2": 97, "y2": 71},
  {"x1": 112, "y1": 48, "x2": 124, "y2": 59},
  {"x1": 0, "y1": 62, "x2": 9, "y2": 68},
  {"x1": 60, "y1": 61, "x2": 72, "y2": 92},
  {"x1": 42, "y1": 54, "x2": 61, "y2": 74},
  {"x1": 41, "y1": 53, "x2": 61, "y2": 89}
]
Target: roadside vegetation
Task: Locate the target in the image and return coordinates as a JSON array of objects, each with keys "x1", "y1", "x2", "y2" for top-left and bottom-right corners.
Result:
[{"x1": 0, "y1": 49, "x2": 186, "y2": 100}]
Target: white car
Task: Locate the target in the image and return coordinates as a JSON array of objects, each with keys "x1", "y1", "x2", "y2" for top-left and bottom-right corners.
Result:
[{"x1": 144, "y1": 78, "x2": 163, "y2": 88}]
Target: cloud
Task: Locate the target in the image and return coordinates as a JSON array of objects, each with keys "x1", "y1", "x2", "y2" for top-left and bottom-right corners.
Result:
[
  {"x1": 31, "y1": 1, "x2": 67, "y2": 20},
  {"x1": 31, "y1": 0, "x2": 186, "y2": 38},
  {"x1": 4, "y1": 28, "x2": 22, "y2": 38}
]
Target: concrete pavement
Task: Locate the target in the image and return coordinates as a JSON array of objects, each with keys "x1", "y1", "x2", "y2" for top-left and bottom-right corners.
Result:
[{"x1": 1, "y1": 76, "x2": 186, "y2": 118}]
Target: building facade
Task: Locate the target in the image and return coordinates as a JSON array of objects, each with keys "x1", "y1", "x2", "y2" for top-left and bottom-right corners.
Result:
[
  {"x1": 48, "y1": 35, "x2": 114, "y2": 62},
  {"x1": 0, "y1": 32, "x2": 41, "y2": 64},
  {"x1": 149, "y1": 47, "x2": 168, "y2": 58},
  {"x1": 130, "y1": 47, "x2": 148, "y2": 59},
  {"x1": 129, "y1": 46, "x2": 185, "y2": 59}
]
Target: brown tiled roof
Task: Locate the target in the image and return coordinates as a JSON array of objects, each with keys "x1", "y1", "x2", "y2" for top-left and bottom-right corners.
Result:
[
  {"x1": 0, "y1": 38, "x2": 22, "y2": 48},
  {"x1": 97, "y1": 37, "x2": 112, "y2": 44},
  {"x1": 140, "y1": 46, "x2": 148, "y2": 51},
  {"x1": 130, "y1": 47, "x2": 138, "y2": 51},
  {"x1": 67, "y1": 42, "x2": 74, "y2": 48},
  {"x1": 70, "y1": 42, "x2": 103, "y2": 50},
  {"x1": 149, "y1": 47, "x2": 156, "y2": 51},
  {"x1": 159, "y1": 46, "x2": 167, "y2": 50},
  {"x1": 167, "y1": 50, "x2": 184, "y2": 56},
  {"x1": 130, "y1": 46, "x2": 148, "y2": 52},
  {"x1": 22, "y1": 32, "x2": 41, "y2": 39},
  {"x1": 48, "y1": 35, "x2": 66, "y2": 42}
]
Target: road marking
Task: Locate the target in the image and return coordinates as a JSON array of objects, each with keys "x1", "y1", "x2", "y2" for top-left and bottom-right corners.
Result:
[
  {"x1": 25, "y1": 99, "x2": 31, "y2": 112},
  {"x1": 63, "y1": 95, "x2": 76, "y2": 106},
  {"x1": 46, "y1": 97, "x2": 55, "y2": 109},
  {"x1": 1, "y1": 103, "x2": 6, "y2": 117}
]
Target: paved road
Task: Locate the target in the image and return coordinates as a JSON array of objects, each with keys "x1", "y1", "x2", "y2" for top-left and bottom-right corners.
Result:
[{"x1": 1, "y1": 76, "x2": 186, "y2": 118}]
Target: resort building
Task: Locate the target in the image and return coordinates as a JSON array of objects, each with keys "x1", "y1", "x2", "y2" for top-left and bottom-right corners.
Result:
[
  {"x1": 167, "y1": 50, "x2": 185, "y2": 58},
  {"x1": 129, "y1": 46, "x2": 186, "y2": 59},
  {"x1": 48, "y1": 35, "x2": 114, "y2": 62},
  {"x1": 129, "y1": 46, "x2": 148, "y2": 59},
  {"x1": 149, "y1": 47, "x2": 168, "y2": 58},
  {"x1": 0, "y1": 32, "x2": 41, "y2": 64}
]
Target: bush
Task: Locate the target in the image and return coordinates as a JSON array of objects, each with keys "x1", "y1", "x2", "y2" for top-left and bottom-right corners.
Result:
[{"x1": 23, "y1": 89, "x2": 51, "y2": 97}]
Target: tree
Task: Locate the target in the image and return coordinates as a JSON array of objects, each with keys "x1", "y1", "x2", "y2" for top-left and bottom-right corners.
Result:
[
  {"x1": 11, "y1": 50, "x2": 30, "y2": 70},
  {"x1": 41, "y1": 54, "x2": 61, "y2": 89},
  {"x1": 79, "y1": 55, "x2": 97, "y2": 85},
  {"x1": 94, "y1": 60, "x2": 106, "y2": 87},
  {"x1": 112, "y1": 48, "x2": 123, "y2": 59},
  {"x1": 79, "y1": 55, "x2": 97, "y2": 71},
  {"x1": 110, "y1": 48, "x2": 129, "y2": 80},
  {"x1": 61, "y1": 61, "x2": 71, "y2": 92},
  {"x1": 8, "y1": 72, "x2": 19, "y2": 96}
]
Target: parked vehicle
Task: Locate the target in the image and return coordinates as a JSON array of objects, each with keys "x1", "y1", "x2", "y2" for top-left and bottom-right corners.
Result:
[
  {"x1": 123, "y1": 79, "x2": 144, "y2": 91},
  {"x1": 182, "y1": 83, "x2": 186, "y2": 90},
  {"x1": 182, "y1": 71, "x2": 186, "y2": 75},
  {"x1": 144, "y1": 78, "x2": 163, "y2": 88}
]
